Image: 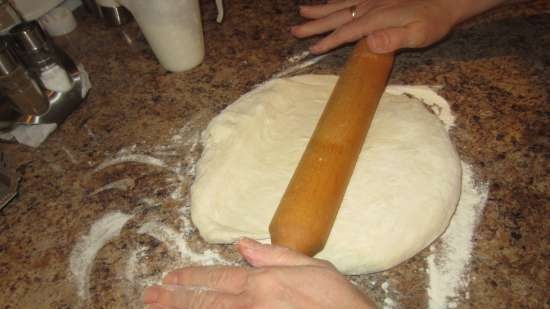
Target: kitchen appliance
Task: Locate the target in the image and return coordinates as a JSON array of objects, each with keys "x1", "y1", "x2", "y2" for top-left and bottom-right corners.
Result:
[
  {"x1": 95, "y1": 0, "x2": 132, "y2": 26},
  {"x1": 0, "y1": 21, "x2": 89, "y2": 127},
  {"x1": 0, "y1": 0, "x2": 21, "y2": 33}
]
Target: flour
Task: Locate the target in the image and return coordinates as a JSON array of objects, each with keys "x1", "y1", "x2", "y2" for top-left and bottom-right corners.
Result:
[
  {"x1": 89, "y1": 178, "x2": 135, "y2": 196},
  {"x1": 69, "y1": 211, "x2": 133, "y2": 299},
  {"x1": 427, "y1": 163, "x2": 488, "y2": 309},
  {"x1": 287, "y1": 51, "x2": 310, "y2": 64},
  {"x1": 62, "y1": 146, "x2": 78, "y2": 164},
  {"x1": 125, "y1": 246, "x2": 149, "y2": 283},
  {"x1": 402, "y1": 86, "x2": 489, "y2": 309},
  {"x1": 381, "y1": 281, "x2": 398, "y2": 309},
  {"x1": 79, "y1": 113, "x2": 209, "y2": 299},
  {"x1": 137, "y1": 221, "x2": 230, "y2": 266},
  {"x1": 93, "y1": 153, "x2": 167, "y2": 173},
  {"x1": 179, "y1": 199, "x2": 197, "y2": 236},
  {"x1": 273, "y1": 53, "x2": 329, "y2": 78}
]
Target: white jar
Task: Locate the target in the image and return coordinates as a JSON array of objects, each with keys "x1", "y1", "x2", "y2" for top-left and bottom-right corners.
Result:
[{"x1": 120, "y1": 0, "x2": 205, "y2": 72}]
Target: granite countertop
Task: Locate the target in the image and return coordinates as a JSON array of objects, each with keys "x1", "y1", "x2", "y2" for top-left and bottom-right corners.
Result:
[{"x1": 0, "y1": 1, "x2": 548, "y2": 308}]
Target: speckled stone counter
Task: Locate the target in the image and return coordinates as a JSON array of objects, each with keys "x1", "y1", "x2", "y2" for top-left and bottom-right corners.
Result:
[{"x1": 0, "y1": 1, "x2": 548, "y2": 308}]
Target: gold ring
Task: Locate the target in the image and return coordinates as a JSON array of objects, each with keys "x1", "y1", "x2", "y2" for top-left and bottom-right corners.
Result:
[{"x1": 350, "y1": 5, "x2": 358, "y2": 19}]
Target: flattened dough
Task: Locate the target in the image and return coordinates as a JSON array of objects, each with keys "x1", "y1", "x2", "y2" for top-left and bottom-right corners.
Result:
[{"x1": 191, "y1": 75, "x2": 462, "y2": 274}]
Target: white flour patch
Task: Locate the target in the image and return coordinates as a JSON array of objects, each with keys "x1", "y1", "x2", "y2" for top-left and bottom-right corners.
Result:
[
  {"x1": 84, "y1": 124, "x2": 96, "y2": 140},
  {"x1": 427, "y1": 163, "x2": 489, "y2": 309},
  {"x1": 108, "y1": 114, "x2": 209, "y2": 290},
  {"x1": 381, "y1": 281, "x2": 398, "y2": 309},
  {"x1": 138, "y1": 198, "x2": 161, "y2": 208},
  {"x1": 377, "y1": 86, "x2": 486, "y2": 309},
  {"x1": 89, "y1": 178, "x2": 135, "y2": 196},
  {"x1": 155, "y1": 113, "x2": 204, "y2": 202},
  {"x1": 125, "y1": 246, "x2": 148, "y2": 283},
  {"x1": 272, "y1": 53, "x2": 329, "y2": 79},
  {"x1": 398, "y1": 87, "x2": 488, "y2": 309},
  {"x1": 137, "y1": 221, "x2": 230, "y2": 266},
  {"x1": 178, "y1": 199, "x2": 196, "y2": 236},
  {"x1": 287, "y1": 51, "x2": 310, "y2": 64},
  {"x1": 93, "y1": 153, "x2": 167, "y2": 173},
  {"x1": 62, "y1": 147, "x2": 78, "y2": 164},
  {"x1": 70, "y1": 211, "x2": 133, "y2": 299}
]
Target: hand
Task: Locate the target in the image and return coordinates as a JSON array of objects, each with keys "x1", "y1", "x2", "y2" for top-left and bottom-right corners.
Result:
[
  {"x1": 142, "y1": 238, "x2": 376, "y2": 309},
  {"x1": 291, "y1": 0, "x2": 459, "y2": 54}
]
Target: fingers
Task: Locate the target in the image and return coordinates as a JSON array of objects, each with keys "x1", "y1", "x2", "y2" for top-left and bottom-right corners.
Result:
[
  {"x1": 162, "y1": 266, "x2": 248, "y2": 294},
  {"x1": 291, "y1": 7, "x2": 355, "y2": 38},
  {"x1": 294, "y1": 1, "x2": 451, "y2": 54},
  {"x1": 238, "y1": 238, "x2": 330, "y2": 268},
  {"x1": 299, "y1": 0, "x2": 364, "y2": 19},
  {"x1": 309, "y1": 7, "x2": 416, "y2": 54},
  {"x1": 143, "y1": 285, "x2": 247, "y2": 309}
]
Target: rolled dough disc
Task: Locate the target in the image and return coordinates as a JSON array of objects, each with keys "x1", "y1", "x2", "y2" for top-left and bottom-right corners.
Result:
[{"x1": 191, "y1": 75, "x2": 462, "y2": 274}]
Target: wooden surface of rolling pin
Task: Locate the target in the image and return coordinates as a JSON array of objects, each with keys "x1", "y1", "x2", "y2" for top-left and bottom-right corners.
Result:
[{"x1": 269, "y1": 39, "x2": 394, "y2": 256}]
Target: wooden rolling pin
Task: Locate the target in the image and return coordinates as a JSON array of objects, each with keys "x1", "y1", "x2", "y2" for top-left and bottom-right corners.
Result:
[{"x1": 269, "y1": 39, "x2": 394, "y2": 256}]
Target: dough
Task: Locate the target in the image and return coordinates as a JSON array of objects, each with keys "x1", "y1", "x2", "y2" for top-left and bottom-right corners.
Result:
[{"x1": 191, "y1": 75, "x2": 462, "y2": 274}]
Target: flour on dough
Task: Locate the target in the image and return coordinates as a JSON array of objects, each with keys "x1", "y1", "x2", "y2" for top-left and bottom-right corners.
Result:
[{"x1": 191, "y1": 75, "x2": 462, "y2": 274}]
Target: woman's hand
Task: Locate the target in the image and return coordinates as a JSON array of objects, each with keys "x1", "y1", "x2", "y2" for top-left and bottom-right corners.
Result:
[
  {"x1": 292, "y1": 0, "x2": 458, "y2": 54},
  {"x1": 143, "y1": 238, "x2": 376, "y2": 309},
  {"x1": 291, "y1": 0, "x2": 505, "y2": 54}
]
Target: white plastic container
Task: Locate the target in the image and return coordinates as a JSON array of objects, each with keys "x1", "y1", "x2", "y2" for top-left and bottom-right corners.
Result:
[
  {"x1": 39, "y1": 6, "x2": 77, "y2": 36},
  {"x1": 119, "y1": 0, "x2": 205, "y2": 72},
  {"x1": 10, "y1": 0, "x2": 63, "y2": 21}
]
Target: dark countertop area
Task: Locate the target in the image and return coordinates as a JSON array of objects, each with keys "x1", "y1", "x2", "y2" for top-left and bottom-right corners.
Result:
[{"x1": 0, "y1": 1, "x2": 548, "y2": 308}]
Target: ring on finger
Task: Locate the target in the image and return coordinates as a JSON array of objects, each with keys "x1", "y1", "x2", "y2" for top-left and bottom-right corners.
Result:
[{"x1": 349, "y1": 5, "x2": 358, "y2": 19}]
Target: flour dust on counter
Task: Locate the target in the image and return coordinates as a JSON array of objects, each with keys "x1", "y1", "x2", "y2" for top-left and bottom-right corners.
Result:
[
  {"x1": 273, "y1": 50, "x2": 330, "y2": 79},
  {"x1": 69, "y1": 211, "x2": 133, "y2": 299},
  {"x1": 427, "y1": 163, "x2": 489, "y2": 309},
  {"x1": 66, "y1": 70, "x2": 489, "y2": 309},
  {"x1": 66, "y1": 111, "x2": 236, "y2": 308}
]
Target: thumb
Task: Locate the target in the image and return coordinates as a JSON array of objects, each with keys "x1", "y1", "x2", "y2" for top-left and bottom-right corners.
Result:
[
  {"x1": 237, "y1": 238, "x2": 327, "y2": 268},
  {"x1": 366, "y1": 23, "x2": 430, "y2": 53}
]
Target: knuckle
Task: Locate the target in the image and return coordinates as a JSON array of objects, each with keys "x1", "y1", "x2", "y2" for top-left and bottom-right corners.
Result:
[
  {"x1": 250, "y1": 269, "x2": 285, "y2": 294},
  {"x1": 192, "y1": 293, "x2": 217, "y2": 309},
  {"x1": 405, "y1": 23, "x2": 429, "y2": 47}
]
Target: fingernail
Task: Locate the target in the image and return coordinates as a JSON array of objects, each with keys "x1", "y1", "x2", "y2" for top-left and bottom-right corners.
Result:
[{"x1": 239, "y1": 238, "x2": 267, "y2": 257}]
